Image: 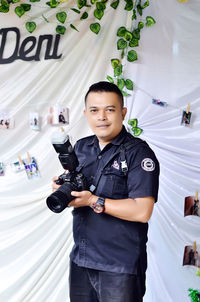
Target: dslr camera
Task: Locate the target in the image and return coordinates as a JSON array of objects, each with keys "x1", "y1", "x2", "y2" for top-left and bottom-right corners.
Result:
[{"x1": 46, "y1": 131, "x2": 88, "y2": 213}]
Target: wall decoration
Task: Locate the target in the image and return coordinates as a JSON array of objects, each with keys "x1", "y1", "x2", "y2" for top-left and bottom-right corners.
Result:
[
  {"x1": 184, "y1": 192, "x2": 200, "y2": 217},
  {"x1": 10, "y1": 160, "x2": 24, "y2": 173},
  {"x1": 188, "y1": 288, "x2": 200, "y2": 302},
  {"x1": 0, "y1": 162, "x2": 4, "y2": 176},
  {"x1": 47, "y1": 105, "x2": 69, "y2": 125},
  {"x1": 181, "y1": 104, "x2": 192, "y2": 127},
  {"x1": 0, "y1": 109, "x2": 15, "y2": 129},
  {"x1": 183, "y1": 243, "x2": 200, "y2": 268},
  {"x1": 29, "y1": 112, "x2": 40, "y2": 131},
  {"x1": 152, "y1": 98, "x2": 168, "y2": 107},
  {"x1": 23, "y1": 154, "x2": 40, "y2": 180},
  {"x1": 128, "y1": 118, "x2": 143, "y2": 136}
]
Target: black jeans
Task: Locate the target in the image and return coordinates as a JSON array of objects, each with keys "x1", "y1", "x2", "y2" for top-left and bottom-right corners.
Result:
[{"x1": 69, "y1": 261, "x2": 145, "y2": 302}]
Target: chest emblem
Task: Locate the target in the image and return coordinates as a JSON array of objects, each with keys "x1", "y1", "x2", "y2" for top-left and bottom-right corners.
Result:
[{"x1": 112, "y1": 160, "x2": 120, "y2": 170}]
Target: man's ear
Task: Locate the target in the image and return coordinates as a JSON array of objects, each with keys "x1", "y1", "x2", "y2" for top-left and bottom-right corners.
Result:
[
  {"x1": 122, "y1": 107, "x2": 127, "y2": 120},
  {"x1": 83, "y1": 109, "x2": 86, "y2": 117}
]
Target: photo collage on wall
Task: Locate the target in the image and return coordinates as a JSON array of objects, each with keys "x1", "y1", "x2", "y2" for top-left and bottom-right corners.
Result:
[{"x1": 183, "y1": 191, "x2": 200, "y2": 270}]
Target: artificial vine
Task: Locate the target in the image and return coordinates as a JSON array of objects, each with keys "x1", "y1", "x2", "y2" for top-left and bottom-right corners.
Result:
[{"x1": 188, "y1": 289, "x2": 200, "y2": 302}]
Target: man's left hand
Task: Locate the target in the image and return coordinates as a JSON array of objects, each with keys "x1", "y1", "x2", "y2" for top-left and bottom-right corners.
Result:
[{"x1": 69, "y1": 191, "x2": 97, "y2": 208}]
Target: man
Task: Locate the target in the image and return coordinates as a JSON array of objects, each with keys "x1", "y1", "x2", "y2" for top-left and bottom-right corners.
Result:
[{"x1": 52, "y1": 81, "x2": 159, "y2": 302}]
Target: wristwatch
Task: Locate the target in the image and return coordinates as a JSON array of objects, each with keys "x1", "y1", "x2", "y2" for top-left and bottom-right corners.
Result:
[{"x1": 92, "y1": 197, "x2": 105, "y2": 213}]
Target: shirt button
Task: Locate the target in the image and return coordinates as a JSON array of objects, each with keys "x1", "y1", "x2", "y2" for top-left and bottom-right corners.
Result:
[{"x1": 98, "y1": 155, "x2": 102, "y2": 159}]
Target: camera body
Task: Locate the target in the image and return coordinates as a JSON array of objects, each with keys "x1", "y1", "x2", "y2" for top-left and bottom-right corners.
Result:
[{"x1": 46, "y1": 132, "x2": 88, "y2": 213}]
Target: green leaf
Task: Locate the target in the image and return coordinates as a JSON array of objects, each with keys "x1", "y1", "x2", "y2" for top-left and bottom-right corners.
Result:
[
  {"x1": 111, "y1": 58, "x2": 120, "y2": 68},
  {"x1": 0, "y1": 0, "x2": 9, "y2": 12},
  {"x1": 71, "y1": 8, "x2": 80, "y2": 13},
  {"x1": 77, "y1": 0, "x2": 86, "y2": 9},
  {"x1": 121, "y1": 49, "x2": 125, "y2": 59},
  {"x1": 146, "y1": 16, "x2": 156, "y2": 27},
  {"x1": 125, "y1": 0, "x2": 133, "y2": 11},
  {"x1": 26, "y1": 21, "x2": 36, "y2": 33},
  {"x1": 128, "y1": 118, "x2": 138, "y2": 127},
  {"x1": 132, "y1": 127, "x2": 143, "y2": 136},
  {"x1": 132, "y1": 9, "x2": 136, "y2": 20},
  {"x1": 136, "y1": 4, "x2": 142, "y2": 16},
  {"x1": 124, "y1": 31, "x2": 133, "y2": 41},
  {"x1": 127, "y1": 50, "x2": 138, "y2": 62},
  {"x1": 132, "y1": 29, "x2": 140, "y2": 40},
  {"x1": 142, "y1": 1, "x2": 149, "y2": 9},
  {"x1": 121, "y1": 90, "x2": 131, "y2": 97},
  {"x1": 110, "y1": 0, "x2": 119, "y2": 9},
  {"x1": 70, "y1": 24, "x2": 79, "y2": 31},
  {"x1": 107, "y1": 75, "x2": 114, "y2": 83},
  {"x1": 80, "y1": 11, "x2": 88, "y2": 19},
  {"x1": 125, "y1": 79, "x2": 133, "y2": 90},
  {"x1": 117, "y1": 79, "x2": 125, "y2": 90},
  {"x1": 94, "y1": 9, "x2": 104, "y2": 20},
  {"x1": 96, "y1": 2, "x2": 106, "y2": 10},
  {"x1": 12, "y1": 0, "x2": 20, "y2": 3},
  {"x1": 56, "y1": 12, "x2": 67, "y2": 24},
  {"x1": 114, "y1": 65, "x2": 122, "y2": 77},
  {"x1": 129, "y1": 38, "x2": 139, "y2": 47},
  {"x1": 15, "y1": 6, "x2": 25, "y2": 17},
  {"x1": 117, "y1": 38, "x2": 127, "y2": 50},
  {"x1": 56, "y1": 25, "x2": 66, "y2": 34},
  {"x1": 29, "y1": 0, "x2": 40, "y2": 2},
  {"x1": 138, "y1": 21, "x2": 144, "y2": 30},
  {"x1": 117, "y1": 26, "x2": 126, "y2": 37},
  {"x1": 91, "y1": 0, "x2": 98, "y2": 3},
  {"x1": 90, "y1": 22, "x2": 101, "y2": 34},
  {"x1": 46, "y1": 0, "x2": 59, "y2": 8},
  {"x1": 20, "y1": 3, "x2": 31, "y2": 11}
]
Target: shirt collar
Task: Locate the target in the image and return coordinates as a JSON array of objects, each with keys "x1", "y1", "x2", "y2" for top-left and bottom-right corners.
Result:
[{"x1": 87, "y1": 125, "x2": 127, "y2": 147}]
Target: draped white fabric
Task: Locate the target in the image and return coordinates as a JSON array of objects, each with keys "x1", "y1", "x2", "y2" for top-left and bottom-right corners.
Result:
[{"x1": 0, "y1": 0, "x2": 200, "y2": 301}]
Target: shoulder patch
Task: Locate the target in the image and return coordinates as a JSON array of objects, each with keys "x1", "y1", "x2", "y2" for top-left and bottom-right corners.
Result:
[{"x1": 141, "y1": 158, "x2": 155, "y2": 172}]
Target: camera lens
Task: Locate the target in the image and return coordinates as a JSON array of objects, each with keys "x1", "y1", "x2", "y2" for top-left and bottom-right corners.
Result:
[{"x1": 46, "y1": 185, "x2": 73, "y2": 213}]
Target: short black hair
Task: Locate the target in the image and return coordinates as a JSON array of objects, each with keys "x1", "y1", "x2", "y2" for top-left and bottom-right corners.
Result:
[{"x1": 85, "y1": 81, "x2": 124, "y2": 108}]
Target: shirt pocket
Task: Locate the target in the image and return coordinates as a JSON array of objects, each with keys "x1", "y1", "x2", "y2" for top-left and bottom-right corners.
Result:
[{"x1": 100, "y1": 167, "x2": 128, "y2": 199}]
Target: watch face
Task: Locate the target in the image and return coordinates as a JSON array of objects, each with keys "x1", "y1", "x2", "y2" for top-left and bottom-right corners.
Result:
[
  {"x1": 94, "y1": 204, "x2": 104, "y2": 213},
  {"x1": 92, "y1": 198, "x2": 105, "y2": 213}
]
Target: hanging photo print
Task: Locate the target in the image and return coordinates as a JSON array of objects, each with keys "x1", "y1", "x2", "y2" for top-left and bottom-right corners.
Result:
[
  {"x1": 29, "y1": 112, "x2": 40, "y2": 131},
  {"x1": 184, "y1": 193, "x2": 200, "y2": 217},
  {"x1": 0, "y1": 109, "x2": 15, "y2": 129},
  {"x1": 11, "y1": 160, "x2": 24, "y2": 173},
  {"x1": 47, "y1": 105, "x2": 69, "y2": 125},
  {"x1": 181, "y1": 104, "x2": 192, "y2": 127},
  {"x1": 183, "y1": 243, "x2": 200, "y2": 268},
  {"x1": 152, "y1": 98, "x2": 168, "y2": 107},
  {"x1": 0, "y1": 162, "x2": 4, "y2": 176},
  {"x1": 23, "y1": 155, "x2": 40, "y2": 180}
]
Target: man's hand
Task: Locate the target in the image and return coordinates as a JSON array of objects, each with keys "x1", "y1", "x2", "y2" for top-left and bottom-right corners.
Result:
[
  {"x1": 52, "y1": 176, "x2": 61, "y2": 192},
  {"x1": 68, "y1": 191, "x2": 97, "y2": 208}
]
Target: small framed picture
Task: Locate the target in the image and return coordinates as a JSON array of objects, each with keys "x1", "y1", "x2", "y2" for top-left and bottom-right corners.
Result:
[
  {"x1": 11, "y1": 161, "x2": 24, "y2": 173},
  {"x1": 0, "y1": 110, "x2": 15, "y2": 129},
  {"x1": 23, "y1": 157, "x2": 40, "y2": 179},
  {"x1": 0, "y1": 162, "x2": 4, "y2": 176},
  {"x1": 184, "y1": 196, "x2": 200, "y2": 217},
  {"x1": 47, "y1": 105, "x2": 69, "y2": 125},
  {"x1": 181, "y1": 110, "x2": 192, "y2": 127},
  {"x1": 29, "y1": 112, "x2": 40, "y2": 131},
  {"x1": 183, "y1": 245, "x2": 200, "y2": 268}
]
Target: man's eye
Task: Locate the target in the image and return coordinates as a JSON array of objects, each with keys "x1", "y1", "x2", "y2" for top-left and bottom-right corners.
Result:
[
  {"x1": 107, "y1": 109, "x2": 115, "y2": 112},
  {"x1": 90, "y1": 109, "x2": 97, "y2": 112}
]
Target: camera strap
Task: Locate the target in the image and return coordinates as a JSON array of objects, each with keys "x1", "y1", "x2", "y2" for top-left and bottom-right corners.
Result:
[{"x1": 90, "y1": 138, "x2": 145, "y2": 193}]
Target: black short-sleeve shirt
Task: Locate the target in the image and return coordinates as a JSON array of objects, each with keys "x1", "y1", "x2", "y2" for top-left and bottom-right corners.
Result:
[{"x1": 70, "y1": 126, "x2": 159, "y2": 274}]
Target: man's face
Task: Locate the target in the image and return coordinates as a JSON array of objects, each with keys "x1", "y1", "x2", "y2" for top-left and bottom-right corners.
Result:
[{"x1": 84, "y1": 91, "x2": 127, "y2": 145}]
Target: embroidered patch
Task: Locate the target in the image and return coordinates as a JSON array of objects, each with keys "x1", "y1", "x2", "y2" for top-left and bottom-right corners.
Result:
[
  {"x1": 141, "y1": 158, "x2": 155, "y2": 172},
  {"x1": 112, "y1": 160, "x2": 120, "y2": 170}
]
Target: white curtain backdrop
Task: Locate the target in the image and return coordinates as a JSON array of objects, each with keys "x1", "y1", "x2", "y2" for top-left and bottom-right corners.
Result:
[{"x1": 0, "y1": 0, "x2": 200, "y2": 301}]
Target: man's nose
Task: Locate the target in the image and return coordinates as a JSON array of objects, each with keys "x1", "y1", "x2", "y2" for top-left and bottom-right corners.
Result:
[{"x1": 98, "y1": 110, "x2": 107, "y2": 120}]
